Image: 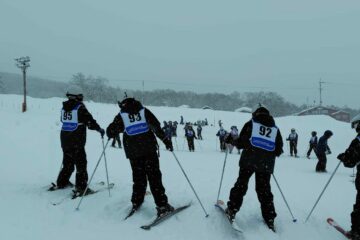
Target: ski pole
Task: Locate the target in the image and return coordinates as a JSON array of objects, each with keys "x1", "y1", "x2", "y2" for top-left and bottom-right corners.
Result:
[
  {"x1": 216, "y1": 148, "x2": 228, "y2": 203},
  {"x1": 102, "y1": 137, "x2": 111, "y2": 197},
  {"x1": 305, "y1": 161, "x2": 342, "y2": 222},
  {"x1": 76, "y1": 139, "x2": 110, "y2": 210},
  {"x1": 171, "y1": 152, "x2": 209, "y2": 217},
  {"x1": 272, "y1": 174, "x2": 297, "y2": 222}
]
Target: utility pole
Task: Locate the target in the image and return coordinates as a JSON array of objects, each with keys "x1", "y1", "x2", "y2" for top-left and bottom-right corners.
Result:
[
  {"x1": 15, "y1": 56, "x2": 30, "y2": 112},
  {"x1": 142, "y1": 80, "x2": 144, "y2": 104},
  {"x1": 319, "y1": 79, "x2": 325, "y2": 106}
]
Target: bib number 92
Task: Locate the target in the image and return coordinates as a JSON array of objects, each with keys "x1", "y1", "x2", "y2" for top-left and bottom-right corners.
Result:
[{"x1": 259, "y1": 126, "x2": 272, "y2": 138}]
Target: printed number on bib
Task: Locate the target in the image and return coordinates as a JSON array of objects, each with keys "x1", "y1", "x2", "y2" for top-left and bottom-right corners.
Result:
[
  {"x1": 129, "y1": 113, "x2": 142, "y2": 123},
  {"x1": 259, "y1": 126, "x2": 272, "y2": 138},
  {"x1": 63, "y1": 111, "x2": 73, "y2": 121}
]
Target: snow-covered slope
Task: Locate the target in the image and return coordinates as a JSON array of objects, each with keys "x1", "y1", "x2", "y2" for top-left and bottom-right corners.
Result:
[{"x1": 0, "y1": 94, "x2": 357, "y2": 240}]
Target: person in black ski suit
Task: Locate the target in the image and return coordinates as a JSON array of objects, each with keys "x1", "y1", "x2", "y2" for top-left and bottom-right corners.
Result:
[
  {"x1": 111, "y1": 133, "x2": 122, "y2": 148},
  {"x1": 197, "y1": 125, "x2": 203, "y2": 140},
  {"x1": 216, "y1": 127, "x2": 228, "y2": 152},
  {"x1": 185, "y1": 125, "x2": 197, "y2": 151},
  {"x1": 286, "y1": 128, "x2": 298, "y2": 157},
  {"x1": 224, "y1": 104, "x2": 283, "y2": 231},
  {"x1": 315, "y1": 130, "x2": 333, "y2": 172},
  {"x1": 106, "y1": 97, "x2": 174, "y2": 216},
  {"x1": 55, "y1": 93, "x2": 105, "y2": 194},
  {"x1": 337, "y1": 114, "x2": 360, "y2": 240},
  {"x1": 307, "y1": 131, "x2": 318, "y2": 159}
]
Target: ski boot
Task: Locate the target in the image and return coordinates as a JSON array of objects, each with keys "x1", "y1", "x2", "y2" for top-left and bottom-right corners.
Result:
[
  {"x1": 156, "y1": 204, "x2": 174, "y2": 217},
  {"x1": 265, "y1": 219, "x2": 276, "y2": 232},
  {"x1": 48, "y1": 181, "x2": 74, "y2": 191},
  {"x1": 224, "y1": 207, "x2": 236, "y2": 223},
  {"x1": 72, "y1": 187, "x2": 95, "y2": 198}
]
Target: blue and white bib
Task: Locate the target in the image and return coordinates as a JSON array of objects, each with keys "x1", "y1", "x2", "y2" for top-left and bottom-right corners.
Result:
[
  {"x1": 61, "y1": 104, "x2": 81, "y2": 131},
  {"x1": 120, "y1": 108, "x2": 149, "y2": 136},
  {"x1": 250, "y1": 121, "x2": 278, "y2": 151}
]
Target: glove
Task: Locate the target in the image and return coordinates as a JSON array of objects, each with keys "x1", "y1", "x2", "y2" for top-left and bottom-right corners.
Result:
[
  {"x1": 163, "y1": 138, "x2": 174, "y2": 152},
  {"x1": 337, "y1": 153, "x2": 345, "y2": 161},
  {"x1": 99, "y1": 128, "x2": 105, "y2": 138},
  {"x1": 224, "y1": 135, "x2": 233, "y2": 145}
]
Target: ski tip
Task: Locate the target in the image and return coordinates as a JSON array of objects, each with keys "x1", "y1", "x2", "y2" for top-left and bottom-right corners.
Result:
[{"x1": 140, "y1": 226, "x2": 151, "y2": 230}]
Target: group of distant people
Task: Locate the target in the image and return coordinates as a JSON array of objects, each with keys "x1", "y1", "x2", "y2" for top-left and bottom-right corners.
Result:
[{"x1": 285, "y1": 128, "x2": 333, "y2": 173}]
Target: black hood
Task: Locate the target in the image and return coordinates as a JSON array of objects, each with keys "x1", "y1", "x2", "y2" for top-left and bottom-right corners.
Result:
[
  {"x1": 119, "y1": 98, "x2": 143, "y2": 114},
  {"x1": 63, "y1": 99, "x2": 81, "y2": 111},
  {"x1": 252, "y1": 114, "x2": 275, "y2": 127}
]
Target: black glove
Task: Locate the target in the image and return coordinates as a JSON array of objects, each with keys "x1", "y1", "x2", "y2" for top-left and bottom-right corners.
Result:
[
  {"x1": 99, "y1": 128, "x2": 105, "y2": 138},
  {"x1": 163, "y1": 138, "x2": 174, "y2": 152},
  {"x1": 337, "y1": 153, "x2": 345, "y2": 161},
  {"x1": 224, "y1": 135, "x2": 233, "y2": 145}
]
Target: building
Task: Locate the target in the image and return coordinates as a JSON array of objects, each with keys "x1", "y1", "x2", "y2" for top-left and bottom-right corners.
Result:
[{"x1": 296, "y1": 106, "x2": 350, "y2": 123}]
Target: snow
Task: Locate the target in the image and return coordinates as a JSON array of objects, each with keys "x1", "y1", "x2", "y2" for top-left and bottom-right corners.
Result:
[{"x1": 0, "y1": 94, "x2": 357, "y2": 240}]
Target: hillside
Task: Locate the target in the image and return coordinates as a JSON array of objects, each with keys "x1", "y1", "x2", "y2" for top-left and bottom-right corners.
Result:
[{"x1": 0, "y1": 94, "x2": 357, "y2": 240}]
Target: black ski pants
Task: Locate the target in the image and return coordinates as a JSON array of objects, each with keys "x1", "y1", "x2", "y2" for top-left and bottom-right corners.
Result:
[
  {"x1": 111, "y1": 135, "x2": 121, "y2": 148},
  {"x1": 289, "y1": 141, "x2": 297, "y2": 156},
  {"x1": 352, "y1": 174, "x2": 360, "y2": 233},
  {"x1": 187, "y1": 138, "x2": 195, "y2": 151},
  {"x1": 57, "y1": 147, "x2": 88, "y2": 190},
  {"x1": 307, "y1": 144, "x2": 317, "y2": 157},
  {"x1": 219, "y1": 138, "x2": 226, "y2": 151},
  {"x1": 315, "y1": 152, "x2": 327, "y2": 172},
  {"x1": 227, "y1": 168, "x2": 277, "y2": 222},
  {"x1": 129, "y1": 152, "x2": 168, "y2": 208}
]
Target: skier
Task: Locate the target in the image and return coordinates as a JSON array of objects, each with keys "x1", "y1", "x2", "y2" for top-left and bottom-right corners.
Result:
[
  {"x1": 226, "y1": 126, "x2": 240, "y2": 154},
  {"x1": 185, "y1": 124, "x2": 197, "y2": 151},
  {"x1": 286, "y1": 128, "x2": 298, "y2": 157},
  {"x1": 224, "y1": 104, "x2": 283, "y2": 231},
  {"x1": 337, "y1": 114, "x2": 360, "y2": 240},
  {"x1": 106, "y1": 97, "x2": 174, "y2": 216},
  {"x1": 111, "y1": 133, "x2": 122, "y2": 148},
  {"x1": 180, "y1": 115, "x2": 184, "y2": 125},
  {"x1": 52, "y1": 92, "x2": 105, "y2": 195},
  {"x1": 306, "y1": 131, "x2": 318, "y2": 159},
  {"x1": 216, "y1": 127, "x2": 228, "y2": 152},
  {"x1": 315, "y1": 130, "x2": 333, "y2": 172},
  {"x1": 172, "y1": 121, "x2": 178, "y2": 137},
  {"x1": 197, "y1": 125, "x2": 203, "y2": 140}
]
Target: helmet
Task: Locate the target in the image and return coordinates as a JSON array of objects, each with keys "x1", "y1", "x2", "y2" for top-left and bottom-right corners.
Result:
[
  {"x1": 311, "y1": 131, "x2": 317, "y2": 136},
  {"x1": 351, "y1": 113, "x2": 360, "y2": 131},
  {"x1": 118, "y1": 97, "x2": 143, "y2": 114},
  {"x1": 291, "y1": 128, "x2": 295, "y2": 132},
  {"x1": 324, "y1": 130, "x2": 333, "y2": 137},
  {"x1": 66, "y1": 85, "x2": 83, "y2": 101},
  {"x1": 252, "y1": 103, "x2": 270, "y2": 117}
]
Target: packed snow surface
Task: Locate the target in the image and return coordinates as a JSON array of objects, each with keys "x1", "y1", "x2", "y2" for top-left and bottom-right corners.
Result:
[{"x1": 0, "y1": 94, "x2": 357, "y2": 240}]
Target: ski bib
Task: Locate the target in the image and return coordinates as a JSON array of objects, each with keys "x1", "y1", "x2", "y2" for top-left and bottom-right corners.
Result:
[
  {"x1": 186, "y1": 130, "x2": 194, "y2": 137},
  {"x1": 250, "y1": 121, "x2": 278, "y2": 151},
  {"x1": 61, "y1": 104, "x2": 81, "y2": 131},
  {"x1": 120, "y1": 108, "x2": 149, "y2": 136}
]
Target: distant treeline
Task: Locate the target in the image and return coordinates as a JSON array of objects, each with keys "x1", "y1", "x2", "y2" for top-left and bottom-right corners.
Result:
[{"x1": 1, "y1": 71, "x2": 359, "y2": 117}]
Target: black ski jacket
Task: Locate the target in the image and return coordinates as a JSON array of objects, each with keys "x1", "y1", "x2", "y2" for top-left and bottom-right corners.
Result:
[
  {"x1": 338, "y1": 134, "x2": 360, "y2": 190},
  {"x1": 60, "y1": 99, "x2": 101, "y2": 149},
  {"x1": 106, "y1": 100, "x2": 167, "y2": 159},
  {"x1": 232, "y1": 114, "x2": 283, "y2": 173}
]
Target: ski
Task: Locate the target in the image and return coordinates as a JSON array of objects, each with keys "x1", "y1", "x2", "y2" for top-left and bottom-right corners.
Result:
[
  {"x1": 71, "y1": 182, "x2": 115, "y2": 199},
  {"x1": 51, "y1": 182, "x2": 114, "y2": 206},
  {"x1": 215, "y1": 200, "x2": 243, "y2": 233},
  {"x1": 327, "y1": 218, "x2": 351, "y2": 239},
  {"x1": 140, "y1": 203, "x2": 191, "y2": 230},
  {"x1": 47, "y1": 182, "x2": 74, "y2": 191}
]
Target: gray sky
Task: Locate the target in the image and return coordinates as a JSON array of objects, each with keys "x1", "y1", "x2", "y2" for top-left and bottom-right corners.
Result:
[{"x1": 1, "y1": 0, "x2": 360, "y2": 108}]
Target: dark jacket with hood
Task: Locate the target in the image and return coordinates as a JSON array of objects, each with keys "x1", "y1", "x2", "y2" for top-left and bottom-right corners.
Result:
[
  {"x1": 316, "y1": 131, "x2": 332, "y2": 154},
  {"x1": 60, "y1": 99, "x2": 101, "y2": 149},
  {"x1": 106, "y1": 98, "x2": 168, "y2": 159},
  {"x1": 338, "y1": 134, "x2": 360, "y2": 190},
  {"x1": 232, "y1": 113, "x2": 283, "y2": 173}
]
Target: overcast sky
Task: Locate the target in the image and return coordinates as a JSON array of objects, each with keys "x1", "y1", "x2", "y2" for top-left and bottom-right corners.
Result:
[{"x1": 1, "y1": 0, "x2": 360, "y2": 108}]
